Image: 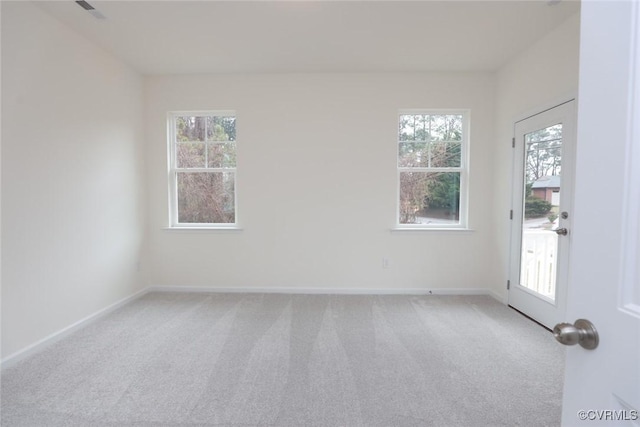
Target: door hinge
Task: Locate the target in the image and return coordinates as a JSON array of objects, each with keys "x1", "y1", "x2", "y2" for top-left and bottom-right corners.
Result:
[
  {"x1": 510, "y1": 209, "x2": 513, "y2": 220},
  {"x1": 507, "y1": 280, "x2": 511, "y2": 290},
  {"x1": 512, "y1": 137, "x2": 515, "y2": 148}
]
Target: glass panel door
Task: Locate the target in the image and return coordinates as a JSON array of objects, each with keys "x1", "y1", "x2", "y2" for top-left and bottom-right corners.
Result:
[
  {"x1": 508, "y1": 100, "x2": 576, "y2": 329},
  {"x1": 520, "y1": 124, "x2": 563, "y2": 301}
]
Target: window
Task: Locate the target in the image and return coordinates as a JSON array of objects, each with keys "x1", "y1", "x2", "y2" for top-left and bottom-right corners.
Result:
[
  {"x1": 397, "y1": 111, "x2": 468, "y2": 228},
  {"x1": 168, "y1": 112, "x2": 237, "y2": 227}
]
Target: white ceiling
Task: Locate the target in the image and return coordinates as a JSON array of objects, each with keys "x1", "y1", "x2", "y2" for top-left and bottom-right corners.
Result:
[{"x1": 34, "y1": 0, "x2": 580, "y2": 75}]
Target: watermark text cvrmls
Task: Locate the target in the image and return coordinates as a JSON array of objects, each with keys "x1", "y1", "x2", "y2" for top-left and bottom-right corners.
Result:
[{"x1": 578, "y1": 410, "x2": 638, "y2": 421}]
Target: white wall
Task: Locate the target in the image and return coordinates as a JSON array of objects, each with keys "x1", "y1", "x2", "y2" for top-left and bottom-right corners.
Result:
[
  {"x1": 493, "y1": 13, "x2": 581, "y2": 301},
  {"x1": 145, "y1": 73, "x2": 501, "y2": 292},
  {"x1": 0, "y1": 2, "x2": 578, "y2": 359},
  {"x1": 1, "y1": 2, "x2": 145, "y2": 359}
]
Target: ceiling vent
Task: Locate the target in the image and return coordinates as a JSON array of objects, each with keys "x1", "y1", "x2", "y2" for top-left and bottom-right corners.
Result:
[{"x1": 75, "y1": 1, "x2": 106, "y2": 19}]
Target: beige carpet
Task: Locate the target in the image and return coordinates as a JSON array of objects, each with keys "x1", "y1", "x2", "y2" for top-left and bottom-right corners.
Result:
[{"x1": 1, "y1": 292, "x2": 564, "y2": 426}]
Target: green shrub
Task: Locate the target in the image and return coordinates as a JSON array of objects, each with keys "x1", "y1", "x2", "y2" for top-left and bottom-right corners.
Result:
[{"x1": 525, "y1": 197, "x2": 552, "y2": 218}]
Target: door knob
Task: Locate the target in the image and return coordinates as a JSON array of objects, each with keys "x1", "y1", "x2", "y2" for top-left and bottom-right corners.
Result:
[
  {"x1": 555, "y1": 227, "x2": 568, "y2": 236},
  {"x1": 553, "y1": 319, "x2": 599, "y2": 350}
]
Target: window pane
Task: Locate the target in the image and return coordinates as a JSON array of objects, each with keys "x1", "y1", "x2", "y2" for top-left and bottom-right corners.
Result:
[
  {"x1": 177, "y1": 172, "x2": 235, "y2": 223},
  {"x1": 399, "y1": 114, "x2": 429, "y2": 141},
  {"x1": 207, "y1": 142, "x2": 236, "y2": 168},
  {"x1": 430, "y1": 115, "x2": 463, "y2": 141},
  {"x1": 176, "y1": 116, "x2": 206, "y2": 142},
  {"x1": 430, "y1": 142, "x2": 461, "y2": 167},
  {"x1": 399, "y1": 115, "x2": 415, "y2": 141},
  {"x1": 414, "y1": 115, "x2": 429, "y2": 141},
  {"x1": 399, "y1": 172, "x2": 460, "y2": 225},
  {"x1": 525, "y1": 124, "x2": 562, "y2": 143},
  {"x1": 207, "y1": 116, "x2": 236, "y2": 142},
  {"x1": 398, "y1": 142, "x2": 429, "y2": 167},
  {"x1": 520, "y1": 123, "x2": 563, "y2": 301},
  {"x1": 525, "y1": 125, "x2": 562, "y2": 182},
  {"x1": 176, "y1": 142, "x2": 205, "y2": 168}
]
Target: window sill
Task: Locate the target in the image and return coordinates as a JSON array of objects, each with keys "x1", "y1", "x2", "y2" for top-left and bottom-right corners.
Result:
[
  {"x1": 390, "y1": 227, "x2": 475, "y2": 233},
  {"x1": 163, "y1": 227, "x2": 243, "y2": 233}
]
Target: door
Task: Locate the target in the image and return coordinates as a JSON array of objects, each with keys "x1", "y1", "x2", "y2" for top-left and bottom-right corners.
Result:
[
  {"x1": 560, "y1": 1, "x2": 640, "y2": 424},
  {"x1": 509, "y1": 100, "x2": 576, "y2": 329}
]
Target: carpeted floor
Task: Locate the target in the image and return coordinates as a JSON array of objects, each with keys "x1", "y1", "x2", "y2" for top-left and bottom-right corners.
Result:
[{"x1": 1, "y1": 292, "x2": 565, "y2": 426}]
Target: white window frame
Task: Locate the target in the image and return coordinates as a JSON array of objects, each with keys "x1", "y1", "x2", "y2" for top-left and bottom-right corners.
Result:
[
  {"x1": 167, "y1": 111, "x2": 238, "y2": 229},
  {"x1": 396, "y1": 109, "x2": 470, "y2": 230}
]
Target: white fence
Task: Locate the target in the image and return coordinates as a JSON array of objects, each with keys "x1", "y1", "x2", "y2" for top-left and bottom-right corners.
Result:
[{"x1": 521, "y1": 230, "x2": 558, "y2": 299}]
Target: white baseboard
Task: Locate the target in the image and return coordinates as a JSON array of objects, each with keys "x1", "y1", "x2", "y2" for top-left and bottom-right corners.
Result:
[
  {"x1": 147, "y1": 285, "x2": 496, "y2": 297},
  {"x1": 488, "y1": 289, "x2": 507, "y2": 304},
  {"x1": 1, "y1": 287, "x2": 150, "y2": 370}
]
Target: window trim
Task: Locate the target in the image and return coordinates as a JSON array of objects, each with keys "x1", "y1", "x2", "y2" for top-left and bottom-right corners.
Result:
[
  {"x1": 167, "y1": 110, "x2": 239, "y2": 229},
  {"x1": 396, "y1": 109, "x2": 470, "y2": 230}
]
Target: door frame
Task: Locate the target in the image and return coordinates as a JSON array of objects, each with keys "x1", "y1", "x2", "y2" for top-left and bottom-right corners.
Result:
[{"x1": 507, "y1": 99, "x2": 577, "y2": 329}]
